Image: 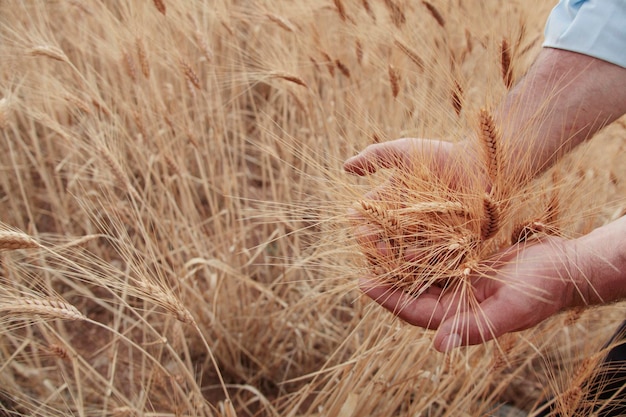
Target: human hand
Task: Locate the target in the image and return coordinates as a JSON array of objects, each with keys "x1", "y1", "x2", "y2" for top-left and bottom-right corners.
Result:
[
  {"x1": 343, "y1": 138, "x2": 479, "y2": 258},
  {"x1": 344, "y1": 139, "x2": 586, "y2": 352},
  {"x1": 360, "y1": 236, "x2": 581, "y2": 352}
]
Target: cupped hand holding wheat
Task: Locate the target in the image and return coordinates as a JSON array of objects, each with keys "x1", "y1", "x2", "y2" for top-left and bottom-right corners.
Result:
[
  {"x1": 344, "y1": 137, "x2": 481, "y2": 253},
  {"x1": 344, "y1": 137, "x2": 585, "y2": 352},
  {"x1": 360, "y1": 236, "x2": 583, "y2": 352}
]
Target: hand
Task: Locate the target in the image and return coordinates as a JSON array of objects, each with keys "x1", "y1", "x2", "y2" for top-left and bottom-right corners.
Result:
[
  {"x1": 344, "y1": 138, "x2": 584, "y2": 352},
  {"x1": 360, "y1": 236, "x2": 581, "y2": 352},
  {"x1": 344, "y1": 137, "x2": 477, "y2": 252}
]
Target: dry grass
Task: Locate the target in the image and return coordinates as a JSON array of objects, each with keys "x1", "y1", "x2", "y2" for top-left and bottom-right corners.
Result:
[{"x1": 0, "y1": 1, "x2": 625, "y2": 416}]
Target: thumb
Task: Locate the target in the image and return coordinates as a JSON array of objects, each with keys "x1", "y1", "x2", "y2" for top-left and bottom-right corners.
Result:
[
  {"x1": 433, "y1": 297, "x2": 517, "y2": 352},
  {"x1": 343, "y1": 138, "x2": 448, "y2": 176}
]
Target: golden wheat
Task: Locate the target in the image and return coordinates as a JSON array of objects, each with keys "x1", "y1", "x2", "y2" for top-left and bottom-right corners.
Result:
[
  {"x1": 1, "y1": 298, "x2": 85, "y2": 321},
  {"x1": 265, "y1": 13, "x2": 297, "y2": 33},
  {"x1": 383, "y1": 0, "x2": 406, "y2": 27},
  {"x1": 422, "y1": 1, "x2": 445, "y2": 27},
  {"x1": 268, "y1": 71, "x2": 309, "y2": 88},
  {"x1": 152, "y1": 0, "x2": 166, "y2": 15},
  {"x1": 1, "y1": 1, "x2": 623, "y2": 416},
  {"x1": 122, "y1": 49, "x2": 137, "y2": 82},
  {"x1": 180, "y1": 58, "x2": 201, "y2": 90},
  {"x1": 335, "y1": 59, "x2": 351, "y2": 78},
  {"x1": 477, "y1": 107, "x2": 502, "y2": 186},
  {"x1": 0, "y1": 97, "x2": 10, "y2": 129},
  {"x1": 355, "y1": 200, "x2": 401, "y2": 234},
  {"x1": 333, "y1": 0, "x2": 348, "y2": 22},
  {"x1": 451, "y1": 80, "x2": 464, "y2": 116},
  {"x1": 27, "y1": 45, "x2": 69, "y2": 63},
  {"x1": 388, "y1": 64, "x2": 400, "y2": 98},
  {"x1": 0, "y1": 231, "x2": 39, "y2": 250},
  {"x1": 500, "y1": 38, "x2": 513, "y2": 89},
  {"x1": 135, "y1": 37, "x2": 150, "y2": 79},
  {"x1": 394, "y1": 38, "x2": 425, "y2": 70}
]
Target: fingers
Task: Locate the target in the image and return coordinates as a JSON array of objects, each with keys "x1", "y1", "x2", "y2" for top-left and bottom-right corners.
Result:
[
  {"x1": 360, "y1": 278, "x2": 462, "y2": 330},
  {"x1": 432, "y1": 294, "x2": 529, "y2": 352},
  {"x1": 344, "y1": 138, "x2": 447, "y2": 176},
  {"x1": 343, "y1": 139, "x2": 409, "y2": 176}
]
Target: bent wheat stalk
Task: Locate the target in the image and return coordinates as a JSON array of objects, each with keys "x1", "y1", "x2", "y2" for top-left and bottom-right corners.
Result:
[
  {"x1": 0, "y1": 231, "x2": 39, "y2": 250},
  {"x1": 1, "y1": 298, "x2": 85, "y2": 321}
]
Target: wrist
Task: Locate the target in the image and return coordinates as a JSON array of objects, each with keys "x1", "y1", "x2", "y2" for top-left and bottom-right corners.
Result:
[{"x1": 567, "y1": 217, "x2": 626, "y2": 308}]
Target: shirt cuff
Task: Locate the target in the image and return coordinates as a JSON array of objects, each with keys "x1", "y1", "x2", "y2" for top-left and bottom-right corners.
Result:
[{"x1": 543, "y1": 0, "x2": 626, "y2": 68}]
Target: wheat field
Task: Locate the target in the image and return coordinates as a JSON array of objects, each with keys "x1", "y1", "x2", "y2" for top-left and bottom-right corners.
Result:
[{"x1": 1, "y1": 1, "x2": 626, "y2": 416}]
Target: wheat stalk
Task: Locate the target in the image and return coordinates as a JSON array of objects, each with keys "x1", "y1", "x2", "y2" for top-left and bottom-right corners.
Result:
[
  {"x1": 393, "y1": 38, "x2": 425, "y2": 70},
  {"x1": 135, "y1": 280, "x2": 195, "y2": 325},
  {"x1": 1, "y1": 298, "x2": 85, "y2": 321},
  {"x1": 319, "y1": 51, "x2": 335, "y2": 76},
  {"x1": 96, "y1": 145, "x2": 131, "y2": 191},
  {"x1": 355, "y1": 39, "x2": 363, "y2": 65},
  {"x1": 0, "y1": 97, "x2": 10, "y2": 129},
  {"x1": 500, "y1": 38, "x2": 513, "y2": 89},
  {"x1": 481, "y1": 193, "x2": 500, "y2": 240},
  {"x1": 333, "y1": 0, "x2": 348, "y2": 21},
  {"x1": 361, "y1": 0, "x2": 375, "y2": 20},
  {"x1": 383, "y1": 0, "x2": 406, "y2": 27},
  {"x1": 511, "y1": 220, "x2": 546, "y2": 243},
  {"x1": 0, "y1": 231, "x2": 39, "y2": 250},
  {"x1": 28, "y1": 45, "x2": 69, "y2": 63},
  {"x1": 135, "y1": 37, "x2": 150, "y2": 79},
  {"x1": 478, "y1": 108, "x2": 502, "y2": 186},
  {"x1": 152, "y1": 0, "x2": 166, "y2": 15},
  {"x1": 422, "y1": 1, "x2": 445, "y2": 27},
  {"x1": 180, "y1": 58, "x2": 201, "y2": 90},
  {"x1": 122, "y1": 49, "x2": 137, "y2": 82},
  {"x1": 355, "y1": 200, "x2": 401, "y2": 234},
  {"x1": 194, "y1": 31, "x2": 214, "y2": 63},
  {"x1": 451, "y1": 80, "x2": 463, "y2": 116},
  {"x1": 47, "y1": 343, "x2": 70, "y2": 361},
  {"x1": 335, "y1": 59, "x2": 351, "y2": 78},
  {"x1": 265, "y1": 13, "x2": 297, "y2": 33},
  {"x1": 388, "y1": 64, "x2": 400, "y2": 98},
  {"x1": 395, "y1": 201, "x2": 469, "y2": 217},
  {"x1": 64, "y1": 94, "x2": 92, "y2": 115},
  {"x1": 269, "y1": 71, "x2": 308, "y2": 88}
]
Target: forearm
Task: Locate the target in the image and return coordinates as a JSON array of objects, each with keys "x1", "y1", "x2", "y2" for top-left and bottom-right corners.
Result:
[
  {"x1": 570, "y1": 215, "x2": 626, "y2": 307},
  {"x1": 495, "y1": 47, "x2": 626, "y2": 180}
]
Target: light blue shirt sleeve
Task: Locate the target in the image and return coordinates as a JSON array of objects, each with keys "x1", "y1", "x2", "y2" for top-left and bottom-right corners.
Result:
[{"x1": 543, "y1": 0, "x2": 626, "y2": 68}]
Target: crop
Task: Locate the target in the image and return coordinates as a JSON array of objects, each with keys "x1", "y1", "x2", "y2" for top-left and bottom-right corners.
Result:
[{"x1": 0, "y1": 1, "x2": 625, "y2": 416}]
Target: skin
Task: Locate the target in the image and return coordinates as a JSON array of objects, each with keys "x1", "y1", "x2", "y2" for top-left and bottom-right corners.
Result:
[{"x1": 344, "y1": 47, "x2": 626, "y2": 352}]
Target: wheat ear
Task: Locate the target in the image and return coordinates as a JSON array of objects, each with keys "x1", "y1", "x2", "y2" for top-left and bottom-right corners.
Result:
[
  {"x1": 355, "y1": 201, "x2": 401, "y2": 234},
  {"x1": 152, "y1": 0, "x2": 166, "y2": 15},
  {"x1": 180, "y1": 58, "x2": 201, "y2": 90},
  {"x1": 481, "y1": 193, "x2": 500, "y2": 241},
  {"x1": 451, "y1": 80, "x2": 463, "y2": 116},
  {"x1": 333, "y1": 0, "x2": 348, "y2": 21},
  {"x1": 383, "y1": 0, "x2": 406, "y2": 27},
  {"x1": 135, "y1": 37, "x2": 150, "y2": 79},
  {"x1": 265, "y1": 13, "x2": 297, "y2": 33},
  {"x1": 0, "y1": 98, "x2": 9, "y2": 129},
  {"x1": 394, "y1": 38, "x2": 424, "y2": 70},
  {"x1": 28, "y1": 45, "x2": 70, "y2": 64},
  {"x1": 500, "y1": 38, "x2": 513, "y2": 89},
  {"x1": 0, "y1": 231, "x2": 39, "y2": 250},
  {"x1": 422, "y1": 1, "x2": 445, "y2": 27},
  {"x1": 1, "y1": 298, "x2": 85, "y2": 321},
  {"x1": 388, "y1": 64, "x2": 400, "y2": 98},
  {"x1": 478, "y1": 108, "x2": 501, "y2": 187},
  {"x1": 269, "y1": 71, "x2": 308, "y2": 88}
]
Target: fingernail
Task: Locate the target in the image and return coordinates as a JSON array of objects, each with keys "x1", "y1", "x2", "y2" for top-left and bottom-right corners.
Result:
[{"x1": 440, "y1": 334, "x2": 462, "y2": 352}]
